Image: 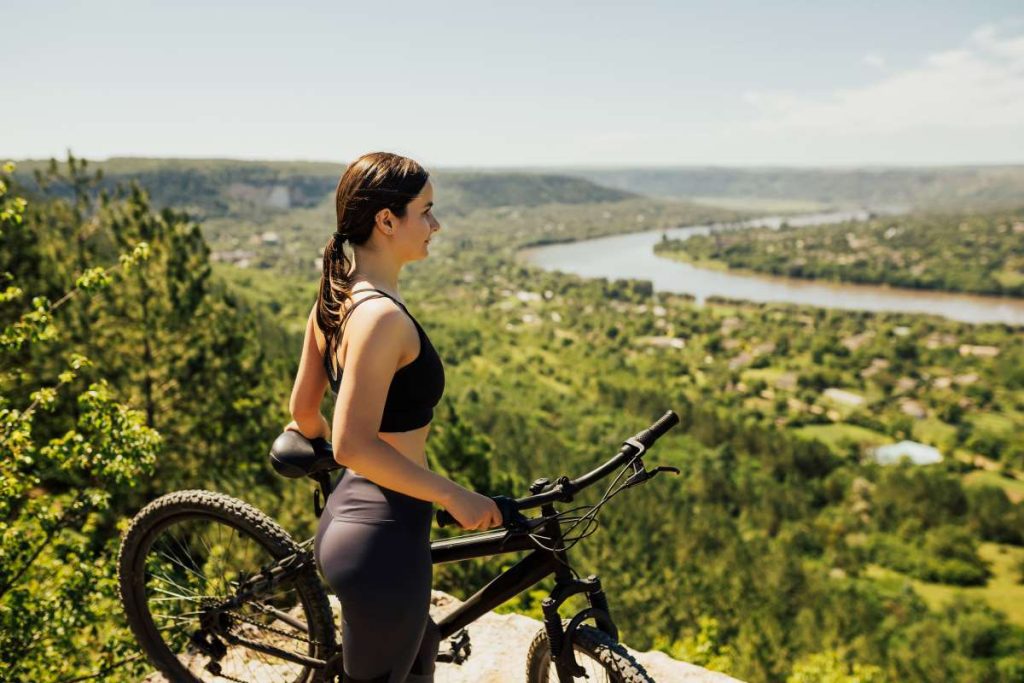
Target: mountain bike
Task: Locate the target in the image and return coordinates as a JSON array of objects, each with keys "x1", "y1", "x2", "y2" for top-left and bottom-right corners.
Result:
[{"x1": 118, "y1": 410, "x2": 682, "y2": 682}]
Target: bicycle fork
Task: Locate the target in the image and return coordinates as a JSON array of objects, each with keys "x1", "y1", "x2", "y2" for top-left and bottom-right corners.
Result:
[{"x1": 538, "y1": 502, "x2": 620, "y2": 682}]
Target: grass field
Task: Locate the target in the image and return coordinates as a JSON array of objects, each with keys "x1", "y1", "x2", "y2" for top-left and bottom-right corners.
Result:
[
  {"x1": 795, "y1": 423, "x2": 889, "y2": 455},
  {"x1": 969, "y1": 412, "x2": 1016, "y2": 439},
  {"x1": 963, "y1": 470, "x2": 1024, "y2": 503},
  {"x1": 911, "y1": 418, "x2": 958, "y2": 452},
  {"x1": 867, "y1": 543, "x2": 1024, "y2": 627},
  {"x1": 741, "y1": 366, "x2": 788, "y2": 386}
]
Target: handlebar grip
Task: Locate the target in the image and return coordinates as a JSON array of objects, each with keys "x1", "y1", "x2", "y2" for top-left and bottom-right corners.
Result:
[
  {"x1": 436, "y1": 508, "x2": 455, "y2": 528},
  {"x1": 435, "y1": 494, "x2": 524, "y2": 530},
  {"x1": 632, "y1": 410, "x2": 679, "y2": 449}
]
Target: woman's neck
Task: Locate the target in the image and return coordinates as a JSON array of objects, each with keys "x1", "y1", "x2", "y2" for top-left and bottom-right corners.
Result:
[{"x1": 350, "y1": 246, "x2": 401, "y2": 295}]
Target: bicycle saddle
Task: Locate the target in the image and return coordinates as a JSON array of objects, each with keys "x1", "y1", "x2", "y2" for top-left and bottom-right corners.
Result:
[{"x1": 269, "y1": 430, "x2": 343, "y2": 479}]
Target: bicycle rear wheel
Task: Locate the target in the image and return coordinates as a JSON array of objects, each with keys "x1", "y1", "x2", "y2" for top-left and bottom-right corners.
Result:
[
  {"x1": 118, "y1": 490, "x2": 334, "y2": 683},
  {"x1": 525, "y1": 621, "x2": 654, "y2": 683}
]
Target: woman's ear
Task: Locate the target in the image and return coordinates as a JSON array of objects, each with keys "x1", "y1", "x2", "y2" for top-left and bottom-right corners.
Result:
[{"x1": 375, "y1": 208, "x2": 394, "y2": 235}]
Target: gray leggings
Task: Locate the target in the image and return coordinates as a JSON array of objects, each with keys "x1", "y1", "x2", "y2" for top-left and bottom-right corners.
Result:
[{"x1": 314, "y1": 468, "x2": 440, "y2": 682}]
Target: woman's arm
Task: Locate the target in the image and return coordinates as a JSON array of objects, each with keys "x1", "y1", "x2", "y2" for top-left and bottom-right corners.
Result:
[
  {"x1": 331, "y1": 299, "x2": 462, "y2": 507},
  {"x1": 287, "y1": 305, "x2": 331, "y2": 439}
]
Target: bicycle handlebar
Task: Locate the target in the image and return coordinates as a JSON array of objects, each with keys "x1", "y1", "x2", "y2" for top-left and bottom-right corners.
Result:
[{"x1": 435, "y1": 410, "x2": 679, "y2": 529}]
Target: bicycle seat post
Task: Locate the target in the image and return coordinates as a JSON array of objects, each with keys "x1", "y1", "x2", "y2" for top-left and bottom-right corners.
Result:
[{"x1": 311, "y1": 471, "x2": 332, "y2": 517}]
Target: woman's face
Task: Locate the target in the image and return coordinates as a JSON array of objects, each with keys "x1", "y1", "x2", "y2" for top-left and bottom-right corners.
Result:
[{"x1": 392, "y1": 179, "x2": 440, "y2": 261}]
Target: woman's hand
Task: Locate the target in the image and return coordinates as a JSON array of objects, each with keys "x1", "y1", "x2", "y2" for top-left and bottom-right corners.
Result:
[
  {"x1": 444, "y1": 487, "x2": 504, "y2": 531},
  {"x1": 284, "y1": 414, "x2": 331, "y2": 441}
]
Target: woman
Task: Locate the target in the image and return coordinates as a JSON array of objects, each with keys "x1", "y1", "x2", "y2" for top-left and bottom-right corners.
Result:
[{"x1": 284, "y1": 151, "x2": 503, "y2": 682}]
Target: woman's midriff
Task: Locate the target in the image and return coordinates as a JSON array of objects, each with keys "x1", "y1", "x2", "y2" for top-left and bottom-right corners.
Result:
[
  {"x1": 327, "y1": 422, "x2": 434, "y2": 527},
  {"x1": 315, "y1": 319, "x2": 430, "y2": 474},
  {"x1": 342, "y1": 423, "x2": 431, "y2": 477}
]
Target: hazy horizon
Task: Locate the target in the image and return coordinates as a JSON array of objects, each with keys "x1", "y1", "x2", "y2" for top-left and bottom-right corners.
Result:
[
  {"x1": 6, "y1": 1, "x2": 1024, "y2": 166},
  {"x1": 10, "y1": 153, "x2": 1024, "y2": 171}
]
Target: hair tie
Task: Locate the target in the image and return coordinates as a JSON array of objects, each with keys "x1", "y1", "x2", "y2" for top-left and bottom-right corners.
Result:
[{"x1": 329, "y1": 235, "x2": 345, "y2": 257}]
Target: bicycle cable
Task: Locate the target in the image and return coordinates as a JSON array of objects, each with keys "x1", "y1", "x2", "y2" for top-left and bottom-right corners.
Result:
[
  {"x1": 446, "y1": 450, "x2": 649, "y2": 581},
  {"x1": 523, "y1": 448, "x2": 647, "y2": 573}
]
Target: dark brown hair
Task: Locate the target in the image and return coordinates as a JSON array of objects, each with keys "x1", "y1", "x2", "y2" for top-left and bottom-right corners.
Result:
[{"x1": 316, "y1": 151, "x2": 429, "y2": 375}]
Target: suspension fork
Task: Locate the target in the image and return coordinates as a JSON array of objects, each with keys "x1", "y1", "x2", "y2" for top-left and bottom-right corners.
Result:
[{"x1": 537, "y1": 502, "x2": 620, "y2": 681}]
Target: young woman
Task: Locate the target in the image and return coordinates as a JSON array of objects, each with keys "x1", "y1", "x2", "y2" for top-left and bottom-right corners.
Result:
[{"x1": 284, "y1": 151, "x2": 503, "y2": 682}]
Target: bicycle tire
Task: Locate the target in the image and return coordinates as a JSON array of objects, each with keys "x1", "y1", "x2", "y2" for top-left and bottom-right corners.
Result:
[
  {"x1": 118, "y1": 489, "x2": 335, "y2": 683},
  {"x1": 525, "y1": 620, "x2": 655, "y2": 683}
]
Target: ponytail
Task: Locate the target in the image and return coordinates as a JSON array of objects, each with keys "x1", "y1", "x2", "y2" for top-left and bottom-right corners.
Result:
[{"x1": 315, "y1": 152, "x2": 428, "y2": 376}]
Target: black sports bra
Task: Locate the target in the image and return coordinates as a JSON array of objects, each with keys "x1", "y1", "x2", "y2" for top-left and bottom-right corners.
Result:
[{"x1": 322, "y1": 288, "x2": 445, "y2": 432}]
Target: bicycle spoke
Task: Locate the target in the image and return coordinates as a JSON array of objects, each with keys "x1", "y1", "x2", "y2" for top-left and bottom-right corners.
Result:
[
  {"x1": 134, "y1": 510, "x2": 319, "y2": 683},
  {"x1": 155, "y1": 537, "x2": 210, "y2": 586},
  {"x1": 195, "y1": 525, "x2": 224, "y2": 594},
  {"x1": 152, "y1": 611, "x2": 205, "y2": 623},
  {"x1": 170, "y1": 528, "x2": 207, "y2": 579},
  {"x1": 149, "y1": 577, "x2": 201, "y2": 601}
]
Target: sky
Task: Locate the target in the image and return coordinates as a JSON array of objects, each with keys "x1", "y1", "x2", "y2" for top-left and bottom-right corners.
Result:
[{"x1": 4, "y1": 0, "x2": 1024, "y2": 167}]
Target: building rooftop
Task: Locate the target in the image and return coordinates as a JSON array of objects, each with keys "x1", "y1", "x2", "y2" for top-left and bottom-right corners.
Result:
[{"x1": 873, "y1": 440, "x2": 943, "y2": 466}]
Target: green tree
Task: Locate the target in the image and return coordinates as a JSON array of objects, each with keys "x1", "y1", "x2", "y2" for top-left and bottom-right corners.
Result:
[
  {"x1": 0, "y1": 161, "x2": 161, "y2": 681},
  {"x1": 787, "y1": 650, "x2": 883, "y2": 683}
]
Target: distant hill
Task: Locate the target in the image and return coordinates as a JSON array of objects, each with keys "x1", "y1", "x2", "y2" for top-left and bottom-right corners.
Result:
[
  {"x1": 430, "y1": 171, "x2": 635, "y2": 214},
  {"x1": 12, "y1": 157, "x2": 342, "y2": 218},
  {"x1": 15, "y1": 158, "x2": 1024, "y2": 215},
  {"x1": 546, "y1": 166, "x2": 1024, "y2": 211},
  {"x1": 10, "y1": 157, "x2": 635, "y2": 219}
]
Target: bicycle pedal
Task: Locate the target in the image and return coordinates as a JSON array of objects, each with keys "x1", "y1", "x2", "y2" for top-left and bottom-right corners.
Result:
[{"x1": 435, "y1": 627, "x2": 471, "y2": 665}]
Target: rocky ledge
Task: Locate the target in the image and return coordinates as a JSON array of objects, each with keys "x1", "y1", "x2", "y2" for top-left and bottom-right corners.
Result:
[
  {"x1": 142, "y1": 589, "x2": 743, "y2": 682},
  {"x1": 427, "y1": 590, "x2": 742, "y2": 683}
]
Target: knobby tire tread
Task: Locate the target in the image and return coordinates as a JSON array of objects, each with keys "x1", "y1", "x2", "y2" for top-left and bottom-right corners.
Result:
[
  {"x1": 525, "y1": 619, "x2": 654, "y2": 683},
  {"x1": 117, "y1": 489, "x2": 335, "y2": 683}
]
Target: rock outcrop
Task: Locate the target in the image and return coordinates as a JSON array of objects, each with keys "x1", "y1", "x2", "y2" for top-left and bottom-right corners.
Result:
[
  {"x1": 426, "y1": 590, "x2": 742, "y2": 682},
  {"x1": 142, "y1": 589, "x2": 743, "y2": 682}
]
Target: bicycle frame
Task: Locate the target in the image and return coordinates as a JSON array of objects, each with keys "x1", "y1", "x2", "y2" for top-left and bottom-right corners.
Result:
[
  {"x1": 149, "y1": 412, "x2": 679, "y2": 682},
  {"x1": 211, "y1": 495, "x2": 620, "y2": 682},
  {"x1": 426, "y1": 498, "x2": 621, "y2": 682},
  {"x1": 220, "y1": 413, "x2": 682, "y2": 681}
]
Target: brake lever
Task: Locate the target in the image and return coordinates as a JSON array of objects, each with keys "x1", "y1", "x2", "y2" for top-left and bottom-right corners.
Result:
[
  {"x1": 622, "y1": 464, "x2": 681, "y2": 488},
  {"x1": 491, "y1": 494, "x2": 531, "y2": 532}
]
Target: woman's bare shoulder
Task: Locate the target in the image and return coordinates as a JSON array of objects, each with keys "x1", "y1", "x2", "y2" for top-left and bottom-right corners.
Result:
[
  {"x1": 316, "y1": 296, "x2": 418, "y2": 367},
  {"x1": 343, "y1": 298, "x2": 417, "y2": 347}
]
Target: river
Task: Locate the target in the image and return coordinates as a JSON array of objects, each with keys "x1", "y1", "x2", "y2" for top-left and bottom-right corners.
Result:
[{"x1": 516, "y1": 211, "x2": 1024, "y2": 326}]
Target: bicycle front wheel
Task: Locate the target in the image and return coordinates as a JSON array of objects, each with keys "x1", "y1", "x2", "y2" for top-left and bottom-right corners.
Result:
[
  {"x1": 525, "y1": 620, "x2": 655, "y2": 683},
  {"x1": 118, "y1": 490, "x2": 335, "y2": 683}
]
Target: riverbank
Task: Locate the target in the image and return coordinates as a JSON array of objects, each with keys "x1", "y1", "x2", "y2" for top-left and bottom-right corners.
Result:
[
  {"x1": 518, "y1": 210, "x2": 1024, "y2": 326},
  {"x1": 656, "y1": 208, "x2": 1024, "y2": 299}
]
